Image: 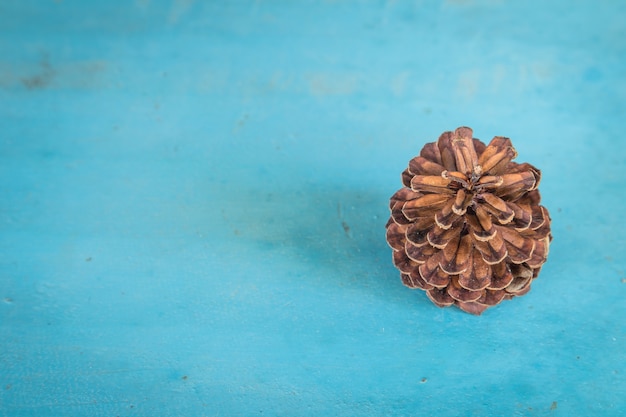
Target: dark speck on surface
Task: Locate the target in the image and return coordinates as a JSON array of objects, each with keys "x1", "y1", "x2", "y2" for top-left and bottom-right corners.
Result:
[
  {"x1": 341, "y1": 221, "x2": 351, "y2": 237},
  {"x1": 550, "y1": 401, "x2": 558, "y2": 410}
]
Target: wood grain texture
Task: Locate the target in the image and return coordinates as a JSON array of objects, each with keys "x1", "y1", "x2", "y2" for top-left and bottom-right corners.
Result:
[{"x1": 0, "y1": 0, "x2": 625, "y2": 416}]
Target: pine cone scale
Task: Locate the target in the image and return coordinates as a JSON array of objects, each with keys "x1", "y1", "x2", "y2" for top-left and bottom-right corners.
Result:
[
  {"x1": 406, "y1": 240, "x2": 436, "y2": 263},
  {"x1": 437, "y1": 131, "x2": 459, "y2": 171},
  {"x1": 508, "y1": 202, "x2": 532, "y2": 230},
  {"x1": 473, "y1": 232, "x2": 508, "y2": 265},
  {"x1": 448, "y1": 276, "x2": 483, "y2": 302},
  {"x1": 427, "y1": 222, "x2": 461, "y2": 249},
  {"x1": 478, "y1": 289, "x2": 507, "y2": 306},
  {"x1": 478, "y1": 137, "x2": 517, "y2": 174},
  {"x1": 426, "y1": 288, "x2": 455, "y2": 307},
  {"x1": 411, "y1": 176, "x2": 455, "y2": 194},
  {"x1": 458, "y1": 250, "x2": 491, "y2": 291},
  {"x1": 486, "y1": 262, "x2": 514, "y2": 290},
  {"x1": 409, "y1": 156, "x2": 447, "y2": 176},
  {"x1": 440, "y1": 234, "x2": 472, "y2": 275}
]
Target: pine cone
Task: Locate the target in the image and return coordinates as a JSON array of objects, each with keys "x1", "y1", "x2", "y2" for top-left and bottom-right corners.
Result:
[{"x1": 386, "y1": 127, "x2": 552, "y2": 315}]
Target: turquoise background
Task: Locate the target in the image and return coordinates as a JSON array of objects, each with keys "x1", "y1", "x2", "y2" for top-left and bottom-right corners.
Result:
[{"x1": 1, "y1": 1, "x2": 625, "y2": 416}]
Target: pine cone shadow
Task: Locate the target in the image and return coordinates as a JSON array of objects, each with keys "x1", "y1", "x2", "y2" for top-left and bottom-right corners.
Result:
[{"x1": 228, "y1": 183, "x2": 410, "y2": 302}]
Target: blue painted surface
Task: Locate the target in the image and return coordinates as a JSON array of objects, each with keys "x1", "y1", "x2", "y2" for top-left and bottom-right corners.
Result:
[{"x1": 1, "y1": 1, "x2": 625, "y2": 416}]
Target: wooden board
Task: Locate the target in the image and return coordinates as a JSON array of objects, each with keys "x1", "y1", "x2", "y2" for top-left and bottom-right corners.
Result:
[{"x1": 1, "y1": 1, "x2": 625, "y2": 416}]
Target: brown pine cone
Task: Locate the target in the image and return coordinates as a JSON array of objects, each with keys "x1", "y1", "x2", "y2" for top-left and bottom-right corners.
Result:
[{"x1": 386, "y1": 127, "x2": 552, "y2": 315}]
